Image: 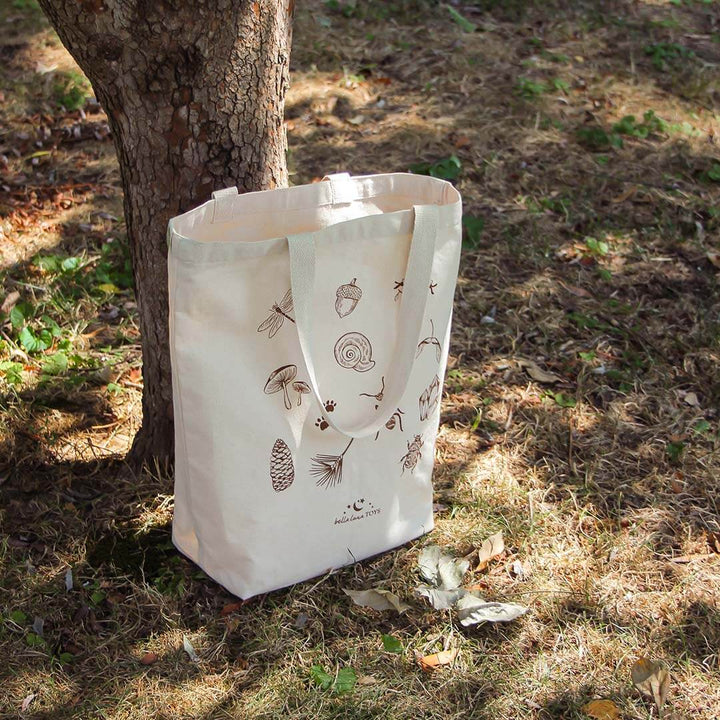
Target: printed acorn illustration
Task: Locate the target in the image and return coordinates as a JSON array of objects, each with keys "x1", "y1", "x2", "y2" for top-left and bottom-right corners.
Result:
[
  {"x1": 335, "y1": 278, "x2": 362, "y2": 318},
  {"x1": 270, "y1": 438, "x2": 294, "y2": 492}
]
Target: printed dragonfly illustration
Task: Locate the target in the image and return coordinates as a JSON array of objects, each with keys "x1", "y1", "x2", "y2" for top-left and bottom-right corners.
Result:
[{"x1": 257, "y1": 289, "x2": 295, "y2": 338}]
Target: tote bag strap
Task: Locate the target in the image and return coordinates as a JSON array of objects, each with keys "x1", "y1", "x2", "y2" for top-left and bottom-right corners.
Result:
[{"x1": 288, "y1": 203, "x2": 439, "y2": 439}]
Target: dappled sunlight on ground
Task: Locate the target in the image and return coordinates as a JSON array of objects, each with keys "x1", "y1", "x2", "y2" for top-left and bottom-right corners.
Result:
[{"x1": 1, "y1": 0, "x2": 719, "y2": 717}]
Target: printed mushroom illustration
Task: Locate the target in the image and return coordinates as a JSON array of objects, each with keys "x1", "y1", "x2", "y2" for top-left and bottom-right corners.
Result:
[
  {"x1": 264, "y1": 364, "x2": 297, "y2": 410},
  {"x1": 293, "y1": 381, "x2": 311, "y2": 406}
]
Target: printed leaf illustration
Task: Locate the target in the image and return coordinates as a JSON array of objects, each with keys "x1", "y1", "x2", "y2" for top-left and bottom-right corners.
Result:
[
  {"x1": 416, "y1": 319, "x2": 442, "y2": 362},
  {"x1": 631, "y1": 658, "x2": 670, "y2": 716},
  {"x1": 381, "y1": 634, "x2": 403, "y2": 654},
  {"x1": 343, "y1": 588, "x2": 411, "y2": 614},
  {"x1": 257, "y1": 289, "x2": 295, "y2": 338},
  {"x1": 456, "y1": 595, "x2": 528, "y2": 626},
  {"x1": 582, "y1": 699, "x2": 621, "y2": 720},
  {"x1": 270, "y1": 438, "x2": 294, "y2": 492},
  {"x1": 476, "y1": 531, "x2": 505, "y2": 571},
  {"x1": 335, "y1": 278, "x2": 362, "y2": 318},
  {"x1": 419, "y1": 375, "x2": 441, "y2": 421},
  {"x1": 334, "y1": 332, "x2": 376, "y2": 372},
  {"x1": 418, "y1": 648, "x2": 458, "y2": 671}
]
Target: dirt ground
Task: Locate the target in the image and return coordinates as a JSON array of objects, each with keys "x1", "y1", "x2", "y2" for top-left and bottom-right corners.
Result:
[{"x1": 1, "y1": 0, "x2": 719, "y2": 718}]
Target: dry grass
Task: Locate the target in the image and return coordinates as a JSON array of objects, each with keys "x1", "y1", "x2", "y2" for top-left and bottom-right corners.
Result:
[{"x1": 1, "y1": 0, "x2": 720, "y2": 718}]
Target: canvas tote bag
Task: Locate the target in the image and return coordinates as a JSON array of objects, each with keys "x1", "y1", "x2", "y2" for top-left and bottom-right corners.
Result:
[{"x1": 168, "y1": 172, "x2": 462, "y2": 599}]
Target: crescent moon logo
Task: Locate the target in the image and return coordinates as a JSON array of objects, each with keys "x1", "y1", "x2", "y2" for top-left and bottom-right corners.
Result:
[{"x1": 352, "y1": 500, "x2": 364, "y2": 512}]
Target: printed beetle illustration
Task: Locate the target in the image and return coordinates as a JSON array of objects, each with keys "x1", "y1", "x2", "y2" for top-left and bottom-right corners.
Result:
[{"x1": 400, "y1": 434, "x2": 423, "y2": 474}]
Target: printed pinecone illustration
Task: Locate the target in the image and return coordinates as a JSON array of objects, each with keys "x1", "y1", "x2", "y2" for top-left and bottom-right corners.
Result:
[
  {"x1": 335, "y1": 278, "x2": 363, "y2": 318},
  {"x1": 270, "y1": 438, "x2": 294, "y2": 492}
]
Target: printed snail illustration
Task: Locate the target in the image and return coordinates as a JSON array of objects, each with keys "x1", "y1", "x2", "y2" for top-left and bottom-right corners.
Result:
[
  {"x1": 335, "y1": 278, "x2": 362, "y2": 318},
  {"x1": 270, "y1": 438, "x2": 294, "y2": 492},
  {"x1": 334, "y1": 332, "x2": 376, "y2": 373}
]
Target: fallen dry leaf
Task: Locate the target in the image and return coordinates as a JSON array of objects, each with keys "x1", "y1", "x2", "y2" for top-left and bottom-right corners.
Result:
[
  {"x1": 707, "y1": 251, "x2": 720, "y2": 269},
  {"x1": 220, "y1": 602, "x2": 243, "y2": 617},
  {"x1": 182, "y1": 635, "x2": 199, "y2": 662},
  {"x1": 21, "y1": 693, "x2": 36, "y2": 712},
  {"x1": 343, "y1": 588, "x2": 411, "y2": 614},
  {"x1": 476, "y1": 531, "x2": 505, "y2": 571},
  {"x1": 357, "y1": 675, "x2": 378, "y2": 686},
  {"x1": 1, "y1": 290, "x2": 20, "y2": 314},
  {"x1": 418, "y1": 648, "x2": 458, "y2": 671},
  {"x1": 140, "y1": 651, "x2": 158, "y2": 665},
  {"x1": 683, "y1": 391, "x2": 700, "y2": 407},
  {"x1": 517, "y1": 358, "x2": 562, "y2": 384},
  {"x1": 582, "y1": 698, "x2": 621, "y2": 719},
  {"x1": 631, "y1": 657, "x2": 670, "y2": 716},
  {"x1": 457, "y1": 595, "x2": 528, "y2": 626}
]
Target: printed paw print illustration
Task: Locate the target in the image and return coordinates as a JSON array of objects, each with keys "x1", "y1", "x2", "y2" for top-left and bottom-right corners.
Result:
[{"x1": 315, "y1": 400, "x2": 336, "y2": 431}]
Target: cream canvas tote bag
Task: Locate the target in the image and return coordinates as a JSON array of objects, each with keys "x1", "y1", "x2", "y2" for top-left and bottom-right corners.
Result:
[{"x1": 168, "y1": 172, "x2": 462, "y2": 599}]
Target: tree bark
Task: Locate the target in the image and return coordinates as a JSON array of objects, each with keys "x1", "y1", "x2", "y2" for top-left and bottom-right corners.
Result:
[{"x1": 37, "y1": 0, "x2": 293, "y2": 468}]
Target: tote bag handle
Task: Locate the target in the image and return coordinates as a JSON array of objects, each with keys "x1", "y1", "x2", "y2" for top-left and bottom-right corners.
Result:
[{"x1": 288, "y1": 203, "x2": 439, "y2": 439}]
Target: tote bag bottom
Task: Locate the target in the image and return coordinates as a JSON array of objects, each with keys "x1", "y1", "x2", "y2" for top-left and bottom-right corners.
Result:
[{"x1": 172, "y1": 517, "x2": 434, "y2": 600}]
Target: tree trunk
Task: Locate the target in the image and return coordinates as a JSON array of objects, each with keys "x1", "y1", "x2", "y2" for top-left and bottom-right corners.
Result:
[{"x1": 37, "y1": 0, "x2": 293, "y2": 469}]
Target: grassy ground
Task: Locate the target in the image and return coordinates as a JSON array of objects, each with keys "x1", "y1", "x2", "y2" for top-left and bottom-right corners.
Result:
[{"x1": 1, "y1": 0, "x2": 719, "y2": 718}]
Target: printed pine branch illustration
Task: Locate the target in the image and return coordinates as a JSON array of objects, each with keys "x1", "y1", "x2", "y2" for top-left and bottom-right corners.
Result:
[{"x1": 311, "y1": 438, "x2": 355, "y2": 489}]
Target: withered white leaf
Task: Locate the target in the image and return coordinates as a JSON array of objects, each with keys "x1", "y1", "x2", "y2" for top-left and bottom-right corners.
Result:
[
  {"x1": 418, "y1": 545, "x2": 443, "y2": 585},
  {"x1": 64, "y1": 567, "x2": 73, "y2": 592},
  {"x1": 438, "y1": 554, "x2": 469, "y2": 590},
  {"x1": 416, "y1": 585, "x2": 468, "y2": 610},
  {"x1": 476, "y1": 531, "x2": 505, "y2": 570},
  {"x1": 182, "y1": 635, "x2": 199, "y2": 662},
  {"x1": 456, "y1": 594, "x2": 528, "y2": 626},
  {"x1": 343, "y1": 588, "x2": 411, "y2": 614},
  {"x1": 631, "y1": 658, "x2": 670, "y2": 716}
]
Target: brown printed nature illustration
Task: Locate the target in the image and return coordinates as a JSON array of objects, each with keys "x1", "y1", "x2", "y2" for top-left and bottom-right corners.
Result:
[
  {"x1": 359, "y1": 375, "x2": 385, "y2": 408},
  {"x1": 263, "y1": 365, "x2": 307, "y2": 410},
  {"x1": 416, "y1": 319, "x2": 441, "y2": 362},
  {"x1": 393, "y1": 279, "x2": 437, "y2": 301},
  {"x1": 334, "y1": 331, "x2": 376, "y2": 373},
  {"x1": 419, "y1": 375, "x2": 440, "y2": 422},
  {"x1": 311, "y1": 437, "x2": 355, "y2": 489},
  {"x1": 270, "y1": 438, "x2": 294, "y2": 492},
  {"x1": 400, "y1": 434, "x2": 423, "y2": 474},
  {"x1": 257, "y1": 289, "x2": 294, "y2": 338},
  {"x1": 374, "y1": 408, "x2": 405, "y2": 441},
  {"x1": 315, "y1": 400, "x2": 337, "y2": 431},
  {"x1": 335, "y1": 278, "x2": 362, "y2": 318}
]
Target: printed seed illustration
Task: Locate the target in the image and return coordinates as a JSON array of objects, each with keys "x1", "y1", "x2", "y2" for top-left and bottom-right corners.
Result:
[
  {"x1": 335, "y1": 278, "x2": 362, "y2": 318},
  {"x1": 270, "y1": 438, "x2": 294, "y2": 492},
  {"x1": 334, "y1": 332, "x2": 376, "y2": 372}
]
